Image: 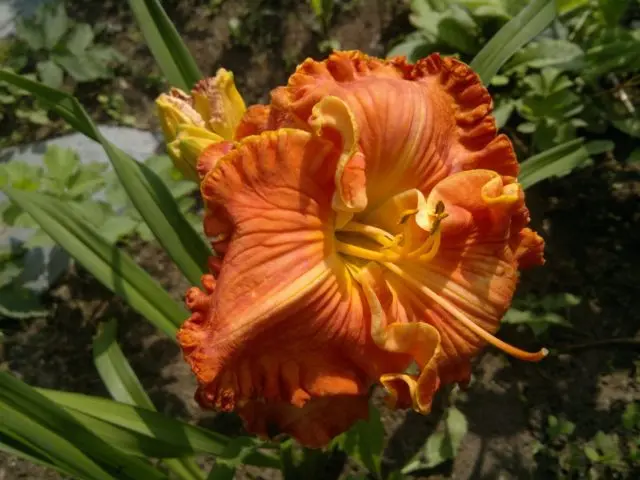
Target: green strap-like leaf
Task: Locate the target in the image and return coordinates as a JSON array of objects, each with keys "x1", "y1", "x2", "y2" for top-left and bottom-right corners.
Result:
[
  {"x1": 0, "y1": 372, "x2": 168, "y2": 479},
  {"x1": 2, "y1": 188, "x2": 185, "y2": 337},
  {"x1": 0, "y1": 433, "x2": 82, "y2": 479},
  {"x1": 470, "y1": 0, "x2": 557, "y2": 83},
  {"x1": 127, "y1": 0, "x2": 202, "y2": 90},
  {"x1": 0, "y1": 69, "x2": 210, "y2": 286},
  {"x1": 93, "y1": 319, "x2": 157, "y2": 407},
  {"x1": 93, "y1": 319, "x2": 205, "y2": 480},
  {"x1": 519, "y1": 139, "x2": 614, "y2": 189},
  {"x1": 0, "y1": 403, "x2": 113, "y2": 480},
  {"x1": 35, "y1": 389, "x2": 281, "y2": 469}
]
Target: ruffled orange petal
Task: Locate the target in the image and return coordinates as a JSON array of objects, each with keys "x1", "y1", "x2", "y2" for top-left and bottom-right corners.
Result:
[
  {"x1": 271, "y1": 51, "x2": 517, "y2": 208},
  {"x1": 352, "y1": 170, "x2": 545, "y2": 413},
  {"x1": 179, "y1": 128, "x2": 405, "y2": 445},
  {"x1": 238, "y1": 395, "x2": 370, "y2": 448},
  {"x1": 234, "y1": 105, "x2": 271, "y2": 140}
]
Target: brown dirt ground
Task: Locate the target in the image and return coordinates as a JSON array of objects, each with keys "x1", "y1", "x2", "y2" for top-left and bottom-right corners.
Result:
[{"x1": 2, "y1": 0, "x2": 640, "y2": 479}]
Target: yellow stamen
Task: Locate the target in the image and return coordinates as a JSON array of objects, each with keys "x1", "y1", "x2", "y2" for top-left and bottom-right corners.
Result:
[
  {"x1": 417, "y1": 231, "x2": 442, "y2": 262},
  {"x1": 383, "y1": 262, "x2": 548, "y2": 362},
  {"x1": 337, "y1": 222, "x2": 395, "y2": 247},
  {"x1": 401, "y1": 221, "x2": 414, "y2": 256},
  {"x1": 398, "y1": 208, "x2": 419, "y2": 224},
  {"x1": 336, "y1": 241, "x2": 399, "y2": 262}
]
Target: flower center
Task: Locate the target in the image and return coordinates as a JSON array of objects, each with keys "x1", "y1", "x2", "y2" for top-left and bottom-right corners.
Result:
[
  {"x1": 333, "y1": 202, "x2": 548, "y2": 363},
  {"x1": 334, "y1": 201, "x2": 447, "y2": 265}
]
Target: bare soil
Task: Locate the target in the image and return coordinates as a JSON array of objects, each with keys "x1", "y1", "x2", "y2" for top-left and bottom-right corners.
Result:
[{"x1": 1, "y1": 0, "x2": 639, "y2": 479}]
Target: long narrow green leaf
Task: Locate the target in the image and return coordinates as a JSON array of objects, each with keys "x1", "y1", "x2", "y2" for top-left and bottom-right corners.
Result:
[
  {"x1": 128, "y1": 0, "x2": 202, "y2": 90},
  {"x1": 36, "y1": 389, "x2": 281, "y2": 469},
  {"x1": 0, "y1": 403, "x2": 113, "y2": 480},
  {"x1": 0, "y1": 434, "x2": 78, "y2": 478},
  {"x1": 93, "y1": 319, "x2": 205, "y2": 480},
  {"x1": 470, "y1": 0, "x2": 556, "y2": 83},
  {"x1": 2, "y1": 188, "x2": 185, "y2": 337},
  {"x1": 94, "y1": 319, "x2": 157, "y2": 407},
  {"x1": 0, "y1": 372, "x2": 168, "y2": 480},
  {"x1": 0, "y1": 69, "x2": 210, "y2": 286},
  {"x1": 519, "y1": 139, "x2": 614, "y2": 189}
]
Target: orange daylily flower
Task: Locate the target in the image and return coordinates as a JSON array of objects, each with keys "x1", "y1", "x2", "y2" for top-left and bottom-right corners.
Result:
[{"x1": 172, "y1": 51, "x2": 546, "y2": 448}]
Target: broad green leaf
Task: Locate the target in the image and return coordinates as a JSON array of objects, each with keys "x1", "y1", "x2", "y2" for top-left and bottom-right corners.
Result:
[
  {"x1": 444, "y1": 407, "x2": 468, "y2": 455},
  {"x1": 0, "y1": 286, "x2": 48, "y2": 319},
  {"x1": 386, "y1": 34, "x2": 428, "y2": 60},
  {"x1": 127, "y1": 0, "x2": 202, "y2": 90},
  {"x1": 206, "y1": 437, "x2": 261, "y2": 480},
  {"x1": 14, "y1": 18, "x2": 44, "y2": 51},
  {"x1": 492, "y1": 99, "x2": 514, "y2": 129},
  {"x1": 88, "y1": 45, "x2": 127, "y2": 65},
  {"x1": 36, "y1": 60, "x2": 64, "y2": 88},
  {"x1": 66, "y1": 23, "x2": 95, "y2": 55},
  {"x1": 42, "y1": 2, "x2": 69, "y2": 50},
  {"x1": 598, "y1": 0, "x2": 628, "y2": 26},
  {"x1": 98, "y1": 216, "x2": 139, "y2": 243},
  {"x1": 35, "y1": 389, "x2": 281, "y2": 469},
  {"x1": 402, "y1": 406, "x2": 468, "y2": 473},
  {"x1": 67, "y1": 164, "x2": 108, "y2": 198},
  {"x1": 24, "y1": 228, "x2": 55, "y2": 249},
  {"x1": 70, "y1": 200, "x2": 112, "y2": 228},
  {"x1": 505, "y1": 38, "x2": 584, "y2": 72},
  {"x1": 54, "y1": 52, "x2": 112, "y2": 82},
  {"x1": 0, "y1": 69, "x2": 210, "y2": 285},
  {"x1": 0, "y1": 372, "x2": 168, "y2": 479},
  {"x1": 0, "y1": 161, "x2": 42, "y2": 191},
  {"x1": 584, "y1": 445, "x2": 601, "y2": 462},
  {"x1": 519, "y1": 138, "x2": 614, "y2": 189},
  {"x1": 612, "y1": 117, "x2": 640, "y2": 138},
  {"x1": 546, "y1": 415, "x2": 575, "y2": 440},
  {"x1": 341, "y1": 405, "x2": 385, "y2": 476},
  {"x1": 0, "y1": 402, "x2": 113, "y2": 480},
  {"x1": 2, "y1": 203, "x2": 37, "y2": 228},
  {"x1": 16, "y1": 107, "x2": 50, "y2": 125},
  {"x1": 43, "y1": 145, "x2": 80, "y2": 183},
  {"x1": 2, "y1": 188, "x2": 185, "y2": 338},
  {"x1": 471, "y1": 0, "x2": 556, "y2": 83}
]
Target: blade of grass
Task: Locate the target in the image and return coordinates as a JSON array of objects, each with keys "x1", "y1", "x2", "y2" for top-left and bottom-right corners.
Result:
[
  {"x1": 36, "y1": 389, "x2": 281, "y2": 469},
  {"x1": 127, "y1": 0, "x2": 202, "y2": 90},
  {"x1": 0, "y1": 372, "x2": 168, "y2": 479},
  {"x1": 470, "y1": 0, "x2": 556, "y2": 83},
  {"x1": 0, "y1": 69, "x2": 210, "y2": 286},
  {"x1": 93, "y1": 319, "x2": 205, "y2": 480},
  {"x1": 2, "y1": 188, "x2": 185, "y2": 337},
  {"x1": 0, "y1": 403, "x2": 113, "y2": 480}
]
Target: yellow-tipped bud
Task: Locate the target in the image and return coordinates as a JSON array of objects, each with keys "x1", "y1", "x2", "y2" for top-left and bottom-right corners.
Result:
[
  {"x1": 192, "y1": 69, "x2": 246, "y2": 140},
  {"x1": 156, "y1": 90, "x2": 205, "y2": 142},
  {"x1": 167, "y1": 125, "x2": 223, "y2": 182},
  {"x1": 156, "y1": 70, "x2": 246, "y2": 181}
]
